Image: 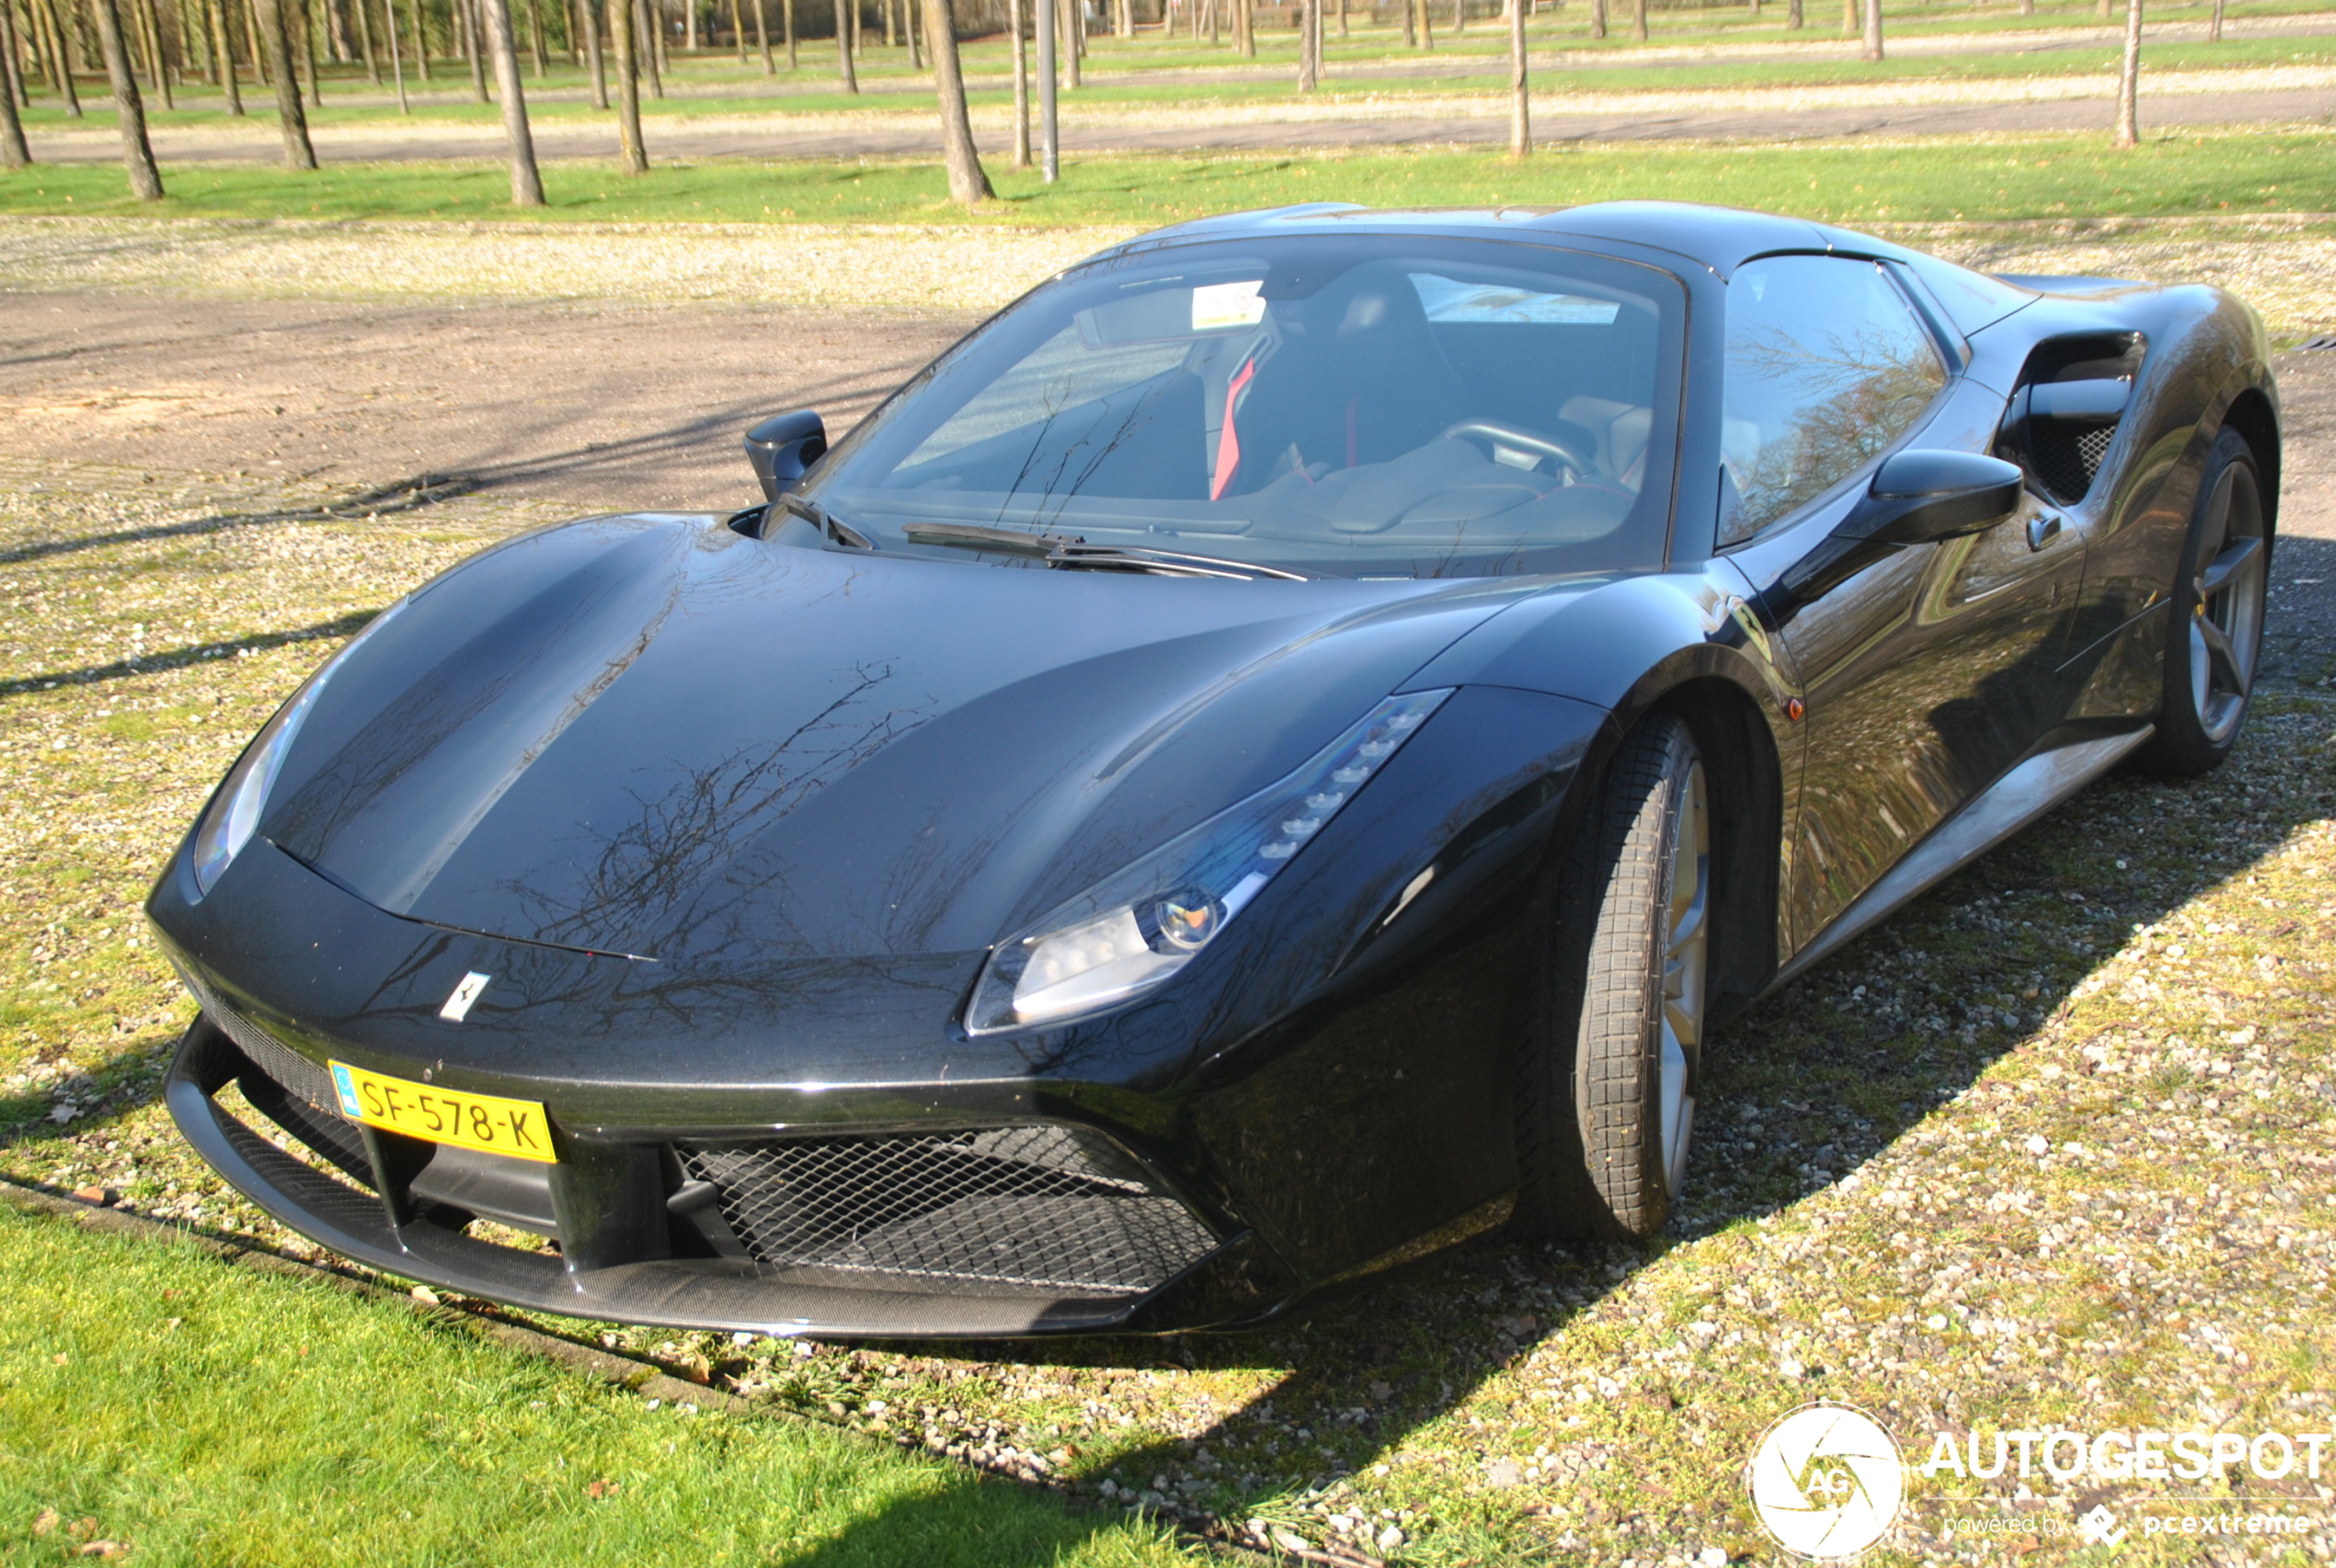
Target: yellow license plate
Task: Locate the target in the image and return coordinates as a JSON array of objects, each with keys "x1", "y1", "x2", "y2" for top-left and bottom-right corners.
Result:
[{"x1": 329, "y1": 1059, "x2": 558, "y2": 1163}]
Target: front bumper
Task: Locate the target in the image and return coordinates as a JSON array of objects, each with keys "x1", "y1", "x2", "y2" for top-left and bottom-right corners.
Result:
[{"x1": 167, "y1": 1008, "x2": 1288, "y2": 1339}]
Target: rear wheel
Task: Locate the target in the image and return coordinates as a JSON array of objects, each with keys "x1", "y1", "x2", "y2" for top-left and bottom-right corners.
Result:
[
  {"x1": 1515, "y1": 714, "x2": 1709, "y2": 1242},
  {"x1": 2138, "y1": 427, "x2": 2269, "y2": 776}
]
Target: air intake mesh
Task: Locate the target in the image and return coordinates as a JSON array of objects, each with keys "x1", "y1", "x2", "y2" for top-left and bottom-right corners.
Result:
[
  {"x1": 175, "y1": 966, "x2": 368, "y2": 1175},
  {"x1": 679, "y1": 1127, "x2": 1215, "y2": 1296}
]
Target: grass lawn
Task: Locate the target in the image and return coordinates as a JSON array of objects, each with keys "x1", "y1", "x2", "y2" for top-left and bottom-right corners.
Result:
[
  {"x1": 5, "y1": 127, "x2": 2333, "y2": 227},
  {"x1": 0, "y1": 1201, "x2": 1201, "y2": 1568},
  {"x1": 1, "y1": 305, "x2": 2332, "y2": 1562}
]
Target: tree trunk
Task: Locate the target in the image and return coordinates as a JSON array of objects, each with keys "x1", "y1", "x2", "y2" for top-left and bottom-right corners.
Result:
[
  {"x1": 354, "y1": 0, "x2": 378, "y2": 79},
  {"x1": 1785, "y1": 0, "x2": 1798, "y2": 29},
  {"x1": 527, "y1": 0, "x2": 545, "y2": 72},
  {"x1": 830, "y1": 0, "x2": 850, "y2": 85},
  {"x1": 1630, "y1": 0, "x2": 1643, "y2": 42},
  {"x1": 605, "y1": 0, "x2": 642, "y2": 165},
  {"x1": 783, "y1": 0, "x2": 794, "y2": 67},
  {"x1": 297, "y1": 0, "x2": 321, "y2": 100},
  {"x1": 33, "y1": 0, "x2": 82, "y2": 113},
  {"x1": 326, "y1": 0, "x2": 350, "y2": 62},
  {"x1": 1507, "y1": 0, "x2": 1526, "y2": 155},
  {"x1": 462, "y1": 0, "x2": 487, "y2": 95},
  {"x1": 257, "y1": 0, "x2": 313, "y2": 161},
  {"x1": 2113, "y1": 0, "x2": 2139, "y2": 145},
  {"x1": 636, "y1": 0, "x2": 661, "y2": 92},
  {"x1": 1859, "y1": 0, "x2": 1877, "y2": 60},
  {"x1": 922, "y1": 0, "x2": 987, "y2": 204},
  {"x1": 1415, "y1": 0, "x2": 1432, "y2": 50},
  {"x1": 2207, "y1": 0, "x2": 2220, "y2": 41},
  {"x1": 579, "y1": 0, "x2": 602, "y2": 96},
  {"x1": 1205, "y1": 0, "x2": 1215, "y2": 45},
  {"x1": 726, "y1": 0, "x2": 739, "y2": 56},
  {"x1": 907, "y1": 0, "x2": 920, "y2": 65},
  {"x1": 407, "y1": 0, "x2": 426, "y2": 75},
  {"x1": 1062, "y1": 0, "x2": 1079, "y2": 78},
  {"x1": 384, "y1": 0, "x2": 405, "y2": 105},
  {"x1": 212, "y1": 0, "x2": 244, "y2": 99},
  {"x1": 685, "y1": 0, "x2": 695, "y2": 50},
  {"x1": 0, "y1": 12, "x2": 28, "y2": 166},
  {"x1": 136, "y1": 0, "x2": 174, "y2": 108},
  {"x1": 1294, "y1": 0, "x2": 1311, "y2": 86},
  {"x1": 751, "y1": 0, "x2": 769, "y2": 69},
  {"x1": 90, "y1": 0, "x2": 164, "y2": 193},
  {"x1": 480, "y1": 0, "x2": 543, "y2": 200},
  {"x1": 0, "y1": 0, "x2": 31, "y2": 135},
  {"x1": 1008, "y1": 0, "x2": 1026, "y2": 165},
  {"x1": 1036, "y1": 0, "x2": 1054, "y2": 178},
  {"x1": 1450, "y1": 0, "x2": 1460, "y2": 35}
]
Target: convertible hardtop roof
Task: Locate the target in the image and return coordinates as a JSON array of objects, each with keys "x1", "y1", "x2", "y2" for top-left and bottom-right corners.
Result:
[{"x1": 1090, "y1": 199, "x2": 1935, "y2": 281}]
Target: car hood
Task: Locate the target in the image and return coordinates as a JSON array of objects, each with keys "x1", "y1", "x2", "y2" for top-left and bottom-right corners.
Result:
[{"x1": 260, "y1": 515, "x2": 1534, "y2": 964}]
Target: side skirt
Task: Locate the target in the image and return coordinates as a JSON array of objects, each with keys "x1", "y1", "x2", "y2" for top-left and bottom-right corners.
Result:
[{"x1": 1765, "y1": 725, "x2": 2155, "y2": 993}]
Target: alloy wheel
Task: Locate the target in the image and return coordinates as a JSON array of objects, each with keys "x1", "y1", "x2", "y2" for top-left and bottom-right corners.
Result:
[
  {"x1": 2190, "y1": 460, "x2": 2268, "y2": 746},
  {"x1": 1657, "y1": 759, "x2": 1710, "y2": 1198}
]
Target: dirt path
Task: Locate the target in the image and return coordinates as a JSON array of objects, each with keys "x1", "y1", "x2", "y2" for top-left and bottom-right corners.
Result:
[{"x1": 0, "y1": 294, "x2": 971, "y2": 512}]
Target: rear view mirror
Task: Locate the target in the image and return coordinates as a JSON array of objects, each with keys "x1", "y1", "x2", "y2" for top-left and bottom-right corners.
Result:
[
  {"x1": 1844, "y1": 450, "x2": 2025, "y2": 547},
  {"x1": 1761, "y1": 451, "x2": 2025, "y2": 620},
  {"x1": 745, "y1": 410, "x2": 828, "y2": 501}
]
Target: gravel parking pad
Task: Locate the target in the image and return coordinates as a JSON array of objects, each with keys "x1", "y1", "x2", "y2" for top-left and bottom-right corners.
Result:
[{"x1": 4, "y1": 269, "x2": 2334, "y2": 1561}]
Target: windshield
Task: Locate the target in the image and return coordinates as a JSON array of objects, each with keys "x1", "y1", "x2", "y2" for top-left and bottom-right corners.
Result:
[{"x1": 801, "y1": 235, "x2": 1686, "y2": 579}]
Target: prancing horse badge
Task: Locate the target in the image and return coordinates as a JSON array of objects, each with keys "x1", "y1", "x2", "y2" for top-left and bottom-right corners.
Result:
[{"x1": 440, "y1": 971, "x2": 492, "y2": 1023}]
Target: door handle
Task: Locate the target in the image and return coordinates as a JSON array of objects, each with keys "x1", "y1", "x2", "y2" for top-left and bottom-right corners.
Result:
[{"x1": 2027, "y1": 511, "x2": 2064, "y2": 552}]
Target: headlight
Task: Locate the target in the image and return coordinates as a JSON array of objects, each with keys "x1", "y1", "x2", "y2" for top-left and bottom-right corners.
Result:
[
  {"x1": 189, "y1": 599, "x2": 408, "y2": 897},
  {"x1": 966, "y1": 688, "x2": 1451, "y2": 1034}
]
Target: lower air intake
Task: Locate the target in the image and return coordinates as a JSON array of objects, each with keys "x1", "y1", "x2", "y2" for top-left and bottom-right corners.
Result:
[{"x1": 679, "y1": 1126, "x2": 1215, "y2": 1297}]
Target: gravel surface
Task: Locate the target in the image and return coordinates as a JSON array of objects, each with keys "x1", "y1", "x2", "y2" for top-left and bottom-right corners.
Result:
[{"x1": 1, "y1": 246, "x2": 2333, "y2": 1563}]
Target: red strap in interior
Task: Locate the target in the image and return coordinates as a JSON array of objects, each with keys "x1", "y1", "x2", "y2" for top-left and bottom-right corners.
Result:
[{"x1": 1210, "y1": 358, "x2": 1259, "y2": 502}]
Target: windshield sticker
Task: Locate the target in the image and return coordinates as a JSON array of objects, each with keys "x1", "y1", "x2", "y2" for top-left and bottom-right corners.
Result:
[
  {"x1": 1411, "y1": 274, "x2": 1622, "y2": 325},
  {"x1": 1191, "y1": 280, "x2": 1268, "y2": 332}
]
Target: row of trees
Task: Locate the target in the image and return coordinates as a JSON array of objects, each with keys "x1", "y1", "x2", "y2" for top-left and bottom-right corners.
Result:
[{"x1": 0, "y1": 0, "x2": 2195, "y2": 193}]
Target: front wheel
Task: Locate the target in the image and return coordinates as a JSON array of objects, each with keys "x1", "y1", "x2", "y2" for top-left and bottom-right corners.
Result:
[
  {"x1": 1514, "y1": 713, "x2": 1710, "y2": 1242},
  {"x1": 2137, "y1": 426, "x2": 2269, "y2": 776}
]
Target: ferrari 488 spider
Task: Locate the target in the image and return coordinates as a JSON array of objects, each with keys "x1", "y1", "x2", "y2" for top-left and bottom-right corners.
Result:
[{"x1": 151, "y1": 201, "x2": 2279, "y2": 1337}]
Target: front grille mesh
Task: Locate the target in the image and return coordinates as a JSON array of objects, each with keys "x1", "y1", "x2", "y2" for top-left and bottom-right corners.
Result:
[
  {"x1": 680, "y1": 1127, "x2": 1216, "y2": 1297},
  {"x1": 175, "y1": 967, "x2": 370, "y2": 1177},
  {"x1": 177, "y1": 967, "x2": 339, "y2": 1113}
]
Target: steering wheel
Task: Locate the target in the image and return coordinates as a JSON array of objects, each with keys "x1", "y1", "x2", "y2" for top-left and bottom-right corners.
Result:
[{"x1": 1441, "y1": 419, "x2": 1597, "y2": 482}]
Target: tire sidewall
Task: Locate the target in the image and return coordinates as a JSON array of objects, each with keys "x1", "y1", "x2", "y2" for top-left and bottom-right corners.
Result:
[{"x1": 2145, "y1": 427, "x2": 2265, "y2": 775}]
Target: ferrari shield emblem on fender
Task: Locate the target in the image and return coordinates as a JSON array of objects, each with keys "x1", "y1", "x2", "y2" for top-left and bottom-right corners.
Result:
[{"x1": 440, "y1": 971, "x2": 492, "y2": 1023}]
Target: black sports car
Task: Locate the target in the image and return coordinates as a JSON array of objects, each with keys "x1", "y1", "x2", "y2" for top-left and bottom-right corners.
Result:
[{"x1": 150, "y1": 201, "x2": 2279, "y2": 1338}]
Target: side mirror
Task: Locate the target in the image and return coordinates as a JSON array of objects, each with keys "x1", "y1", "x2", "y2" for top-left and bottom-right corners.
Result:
[
  {"x1": 1841, "y1": 450, "x2": 2025, "y2": 546},
  {"x1": 744, "y1": 410, "x2": 828, "y2": 502},
  {"x1": 1761, "y1": 451, "x2": 2024, "y2": 622}
]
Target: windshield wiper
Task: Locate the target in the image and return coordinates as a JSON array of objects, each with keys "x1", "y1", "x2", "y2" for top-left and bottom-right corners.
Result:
[
  {"x1": 901, "y1": 521, "x2": 1082, "y2": 557},
  {"x1": 779, "y1": 492, "x2": 872, "y2": 550},
  {"x1": 1046, "y1": 544, "x2": 1309, "y2": 581}
]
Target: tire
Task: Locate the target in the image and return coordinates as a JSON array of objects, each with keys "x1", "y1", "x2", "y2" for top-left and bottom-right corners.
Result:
[
  {"x1": 2136, "y1": 426, "x2": 2271, "y2": 777},
  {"x1": 1514, "y1": 713, "x2": 1710, "y2": 1243}
]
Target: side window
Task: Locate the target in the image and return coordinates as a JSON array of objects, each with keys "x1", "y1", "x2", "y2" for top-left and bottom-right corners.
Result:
[{"x1": 1719, "y1": 256, "x2": 1948, "y2": 545}]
